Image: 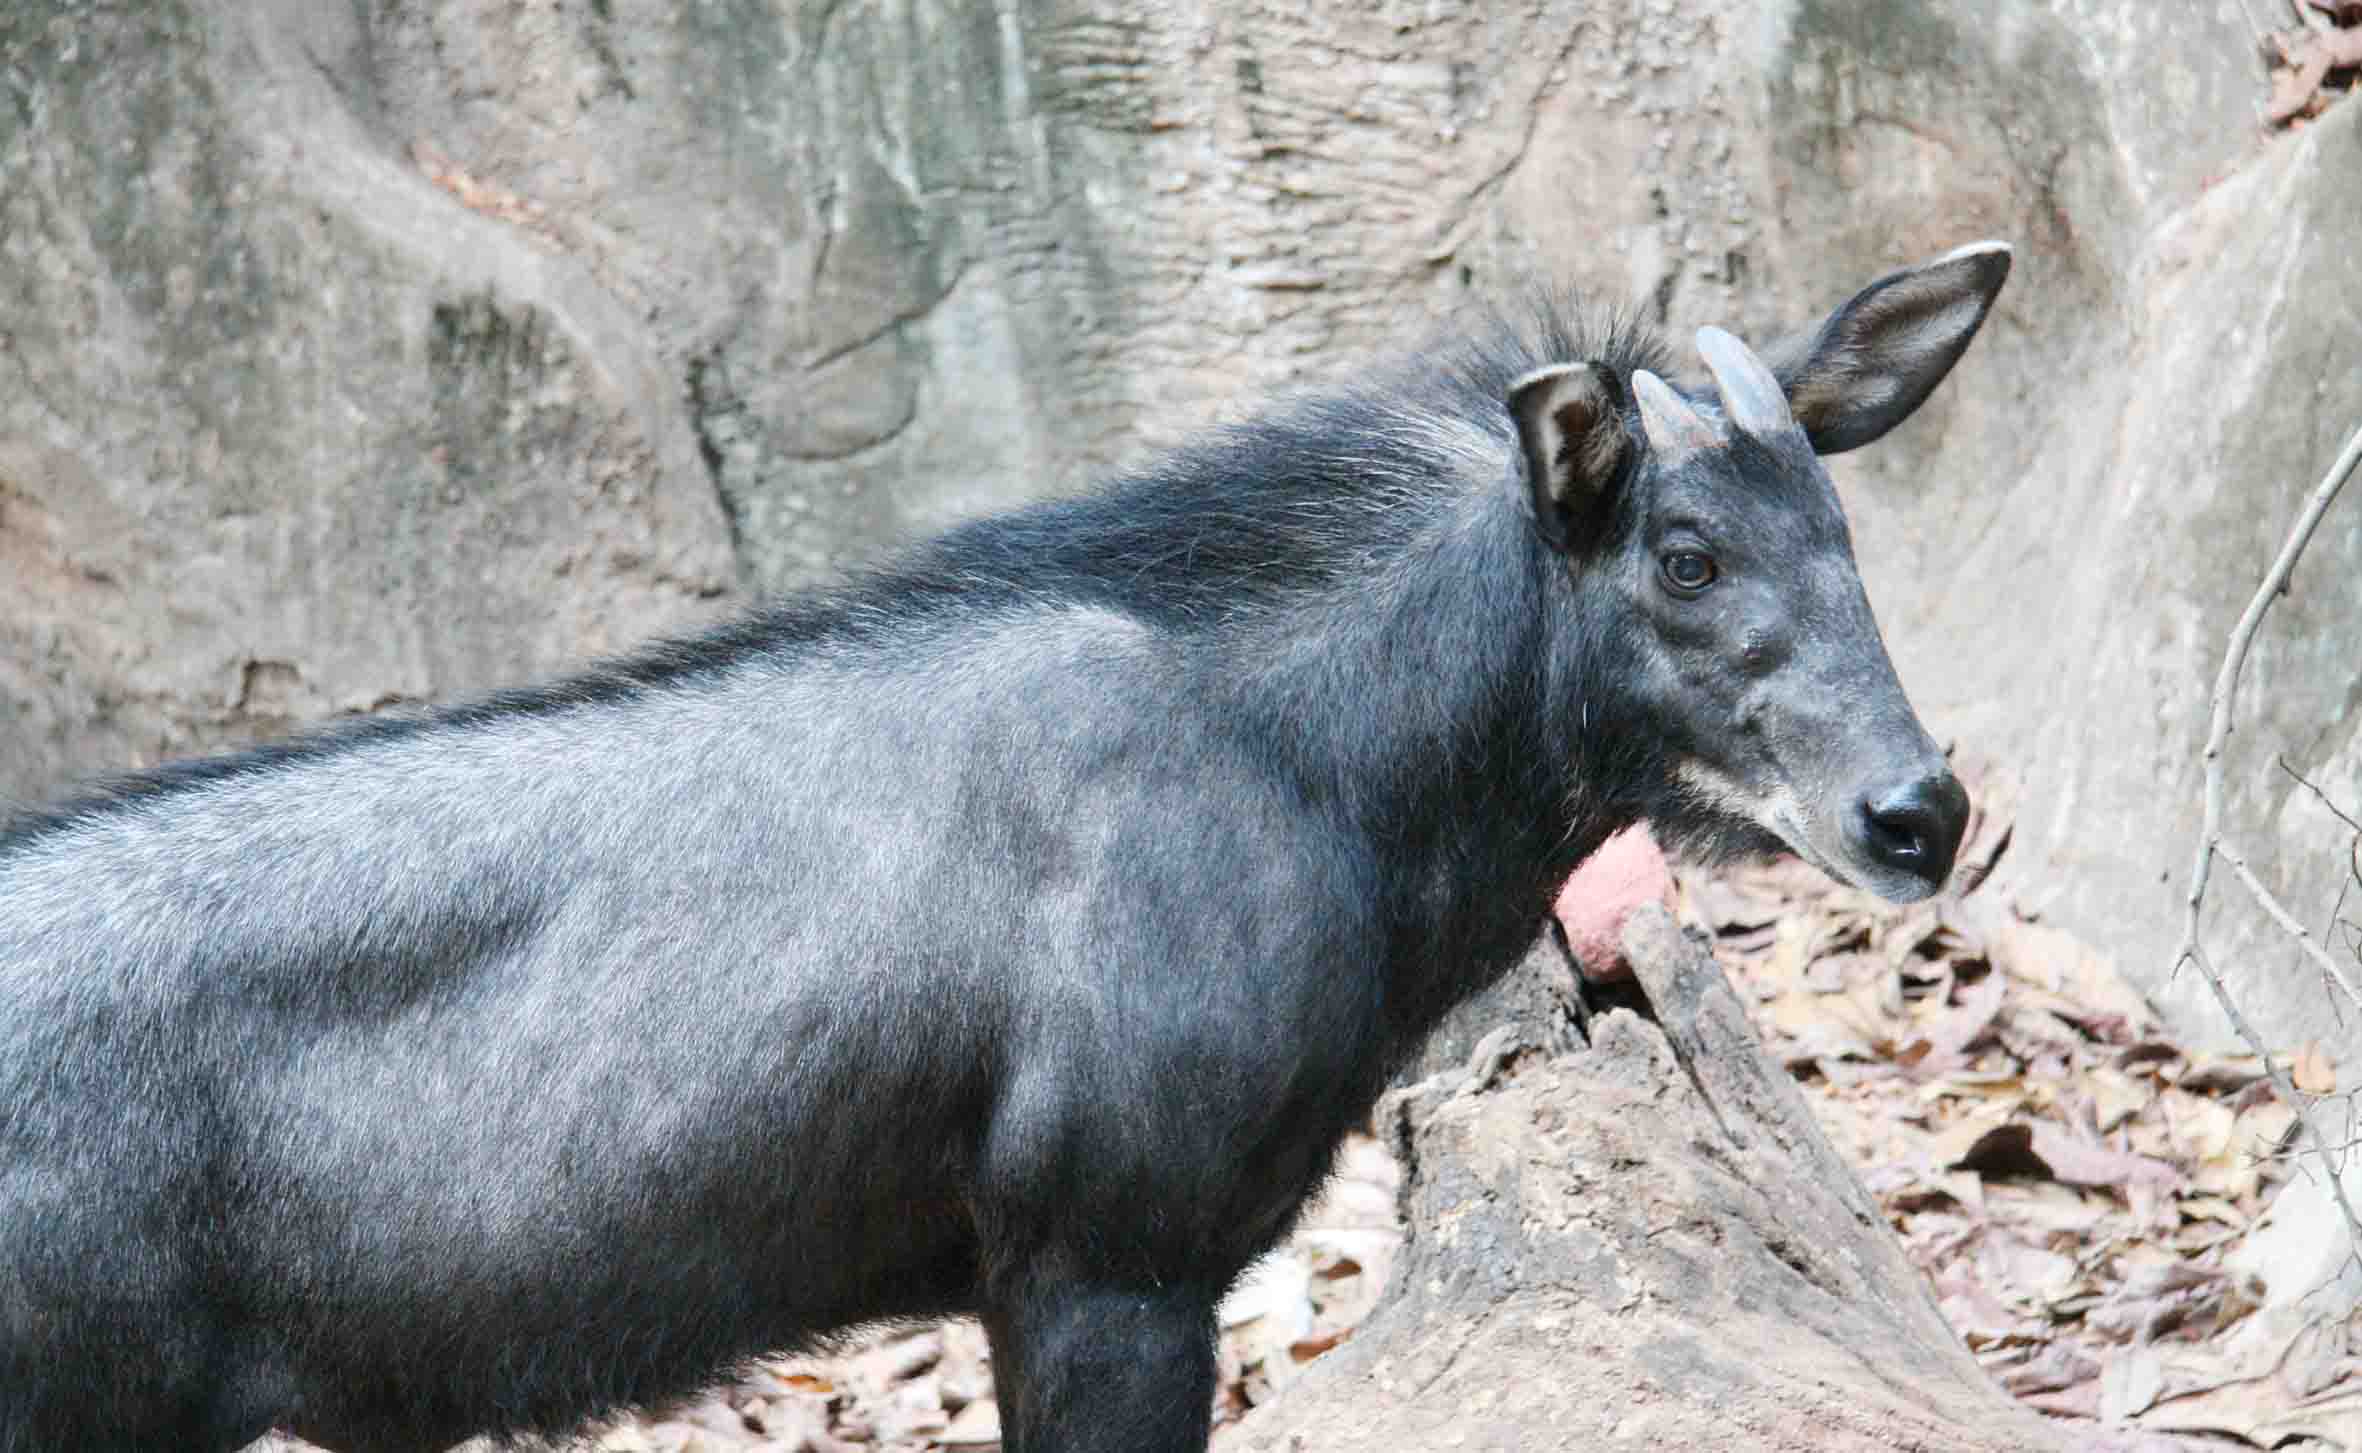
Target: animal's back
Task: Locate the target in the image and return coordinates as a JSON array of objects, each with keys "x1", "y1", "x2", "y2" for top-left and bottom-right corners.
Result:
[
  {"x1": 0, "y1": 313, "x2": 1545, "y2": 1447},
  {"x1": 0, "y1": 589, "x2": 1366, "y2": 1447}
]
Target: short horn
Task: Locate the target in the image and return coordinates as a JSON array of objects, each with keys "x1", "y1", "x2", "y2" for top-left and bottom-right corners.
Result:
[
  {"x1": 1632, "y1": 369, "x2": 1718, "y2": 460},
  {"x1": 1696, "y1": 326, "x2": 1794, "y2": 437}
]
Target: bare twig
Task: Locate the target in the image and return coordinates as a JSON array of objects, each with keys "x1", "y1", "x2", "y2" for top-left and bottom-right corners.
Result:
[
  {"x1": 2265, "y1": 1133, "x2": 2362, "y2": 1162},
  {"x1": 2275, "y1": 757, "x2": 2362, "y2": 955},
  {"x1": 2221, "y1": 839, "x2": 2362, "y2": 1016},
  {"x1": 2182, "y1": 939, "x2": 2362, "y2": 1276},
  {"x1": 2277, "y1": 755, "x2": 2362, "y2": 835},
  {"x1": 2175, "y1": 419, "x2": 2362, "y2": 974},
  {"x1": 2265, "y1": 1087, "x2": 2362, "y2": 1163},
  {"x1": 2172, "y1": 417, "x2": 2362, "y2": 1269}
]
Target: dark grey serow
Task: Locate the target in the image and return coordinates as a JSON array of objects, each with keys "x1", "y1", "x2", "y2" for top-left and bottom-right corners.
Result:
[{"x1": 0, "y1": 243, "x2": 2009, "y2": 1453}]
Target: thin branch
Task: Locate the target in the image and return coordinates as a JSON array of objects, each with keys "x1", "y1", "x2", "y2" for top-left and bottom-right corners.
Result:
[
  {"x1": 2172, "y1": 417, "x2": 2362, "y2": 1271},
  {"x1": 2264, "y1": 1133, "x2": 2362, "y2": 1162},
  {"x1": 2279, "y1": 757, "x2": 2362, "y2": 968},
  {"x1": 2174, "y1": 418, "x2": 2362, "y2": 979},
  {"x1": 2221, "y1": 838, "x2": 2362, "y2": 1016},
  {"x1": 2278, "y1": 756, "x2": 2362, "y2": 836},
  {"x1": 2266, "y1": 1088, "x2": 2362, "y2": 1163},
  {"x1": 2329, "y1": 881, "x2": 2359, "y2": 1020},
  {"x1": 2178, "y1": 941, "x2": 2362, "y2": 1278}
]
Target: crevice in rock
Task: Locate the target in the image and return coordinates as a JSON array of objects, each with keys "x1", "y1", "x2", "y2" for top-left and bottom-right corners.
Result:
[{"x1": 684, "y1": 348, "x2": 753, "y2": 574}]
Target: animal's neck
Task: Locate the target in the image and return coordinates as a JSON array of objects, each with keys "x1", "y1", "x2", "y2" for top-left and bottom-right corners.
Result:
[{"x1": 1234, "y1": 493, "x2": 1624, "y2": 1044}]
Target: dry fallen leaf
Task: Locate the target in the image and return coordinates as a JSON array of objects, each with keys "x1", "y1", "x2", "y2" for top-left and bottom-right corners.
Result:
[
  {"x1": 1948, "y1": 1121, "x2": 2053, "y2": 1182},
  {"x1": 2162, "y1": 1089, "x2": 2238, "y2": 1165},
  {"x1": 1992, "y1": 1180, "x2": 2109, "y2": 1237},
  {"x1": 1899, "y1": 970, "x2": 2008, "y2": 1077},
  {"x1": 2177, "y1": 1196, "x2": 2247, "y2": 1228},
  {"x1": 2234, "y1": 1097, "x2": 2299, "y2": 1161},
  {"x1": 2027, "y1": 1123, "x2": 2182, "y2": 1195},
  {"x1": 1976, "y1": 1229, "x2": 2081, "y2": 1304},
  {"x1": 1765, "y1": 986, "x2": 1880, "y2": 1061},
  {"x1": 2000, "y1": 1339, "x2": 2102, "y2": 1396},
  {"x1": 2266, "y1": 25, "x2": 2362, "y2": 126},
  {"x1": 2087, "y1": 1066, "x2": 2153, "y2": 1133},
  {"x1": 2292, "y1": 1040, "x2": 2338, "y2": 1095},
  {"x1": 2101, "y1": 1348, "x2": 2166, "y2": 1422},
  {"x1": 2177, "y1": 1055, "x2": 2267, "y2": 1095},
  {"x1": 1684, "y1": 810, "x2": 2326, "y2": 1451}
]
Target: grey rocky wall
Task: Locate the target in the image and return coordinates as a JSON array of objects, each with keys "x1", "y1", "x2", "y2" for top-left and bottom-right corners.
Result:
[{"x1": 1, "y1": 0, "x2": 2350, "y2": 1063}]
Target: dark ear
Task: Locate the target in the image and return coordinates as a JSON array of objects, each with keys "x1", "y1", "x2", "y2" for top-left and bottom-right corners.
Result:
[
  {"x1": 1763, "y1": 241, "x2": 2012, "y2": 455},
  {"x1": 1508, "y1": 362, "x2": 1628, "y2": 553}
]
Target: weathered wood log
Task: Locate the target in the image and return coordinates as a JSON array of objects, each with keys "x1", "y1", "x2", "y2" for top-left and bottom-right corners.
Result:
[{"x1": 1222, "y1": 906, "x2": 2069, "y2": 1452}]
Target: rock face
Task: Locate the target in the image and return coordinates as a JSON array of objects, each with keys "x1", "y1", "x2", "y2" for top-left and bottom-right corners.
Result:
[
  {"x1": 1227, "y1": 909, "x2": 2072, "y2": 1453},
  {"x1": 2002, "y1": 99, "x2": 2362, "y2": 1060},
  {"x1": 0, "y1": 3, "x2": 737, "y2": 794},
  {"x1": 0, "y1": 0, "x2": 2350, "y2": 1063}
]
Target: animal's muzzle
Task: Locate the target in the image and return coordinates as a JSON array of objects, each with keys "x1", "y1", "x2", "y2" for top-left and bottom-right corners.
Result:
[{"x1": 1850, "y1": 772, "x2": 1969, "y2": 893}]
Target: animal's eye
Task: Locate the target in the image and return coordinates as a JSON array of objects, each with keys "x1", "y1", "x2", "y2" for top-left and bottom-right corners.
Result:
[{"x1": 1660, "y1": 551, "x2": 1718, "y2": 595}]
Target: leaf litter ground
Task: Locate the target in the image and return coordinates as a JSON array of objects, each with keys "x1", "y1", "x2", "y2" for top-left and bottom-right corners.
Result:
[
  {"x1": 2264, "y1": 2, "x2": 2362, "y2": 128},
  {"x1": 1679, "y1": 788, "x2": 2354, "y2": 1451}
]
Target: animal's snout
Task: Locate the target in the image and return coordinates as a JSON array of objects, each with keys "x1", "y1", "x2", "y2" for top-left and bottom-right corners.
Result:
[{"x1": 1852, "y1": 773, "x2": 1969, "y2": 891}]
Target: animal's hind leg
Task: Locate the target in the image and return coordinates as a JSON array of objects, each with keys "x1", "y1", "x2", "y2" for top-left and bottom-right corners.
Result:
[{"x1": 983, "y1": 1276, "x2": 1219, "y2": 1453}]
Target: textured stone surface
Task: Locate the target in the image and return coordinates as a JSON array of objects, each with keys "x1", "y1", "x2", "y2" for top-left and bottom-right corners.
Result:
[
  {"x1": 0, "y1": 2, "x2": 736, "y2": 795},
  {"x1": 0, "y1": 0, "x2": 2351, "y2": 1068},
  {"x1": 1227, "y1": 910, "x2": 2070, "y2": 1452},
  {"x1": 1997, "y1": 98, "x2": 2362, "y2": 1056}
]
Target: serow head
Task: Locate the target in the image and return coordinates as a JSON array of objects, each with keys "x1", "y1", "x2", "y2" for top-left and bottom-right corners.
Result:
[{"x1": 1508, "y1": 242, "x2": 2011, "y2": 903}]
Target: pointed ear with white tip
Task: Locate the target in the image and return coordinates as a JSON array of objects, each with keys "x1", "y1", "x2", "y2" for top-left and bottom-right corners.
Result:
[
  {"x1": 1507, "y1": 362, "x2": 1627, "y2": 553},
  {"x1": 1762, "y1": 240, "x2": 2013, "y2": 455}
]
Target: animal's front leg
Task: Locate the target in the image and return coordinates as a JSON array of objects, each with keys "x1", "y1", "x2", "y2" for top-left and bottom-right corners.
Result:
[{"x1": 983, "y1": 1273, "x2": 1219, "y2": 1453}]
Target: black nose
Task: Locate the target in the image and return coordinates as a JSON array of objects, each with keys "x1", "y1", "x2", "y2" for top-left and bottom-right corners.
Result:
[{"x1": 1857, "y1": 773, "x2": 1970, "y2": 887}]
